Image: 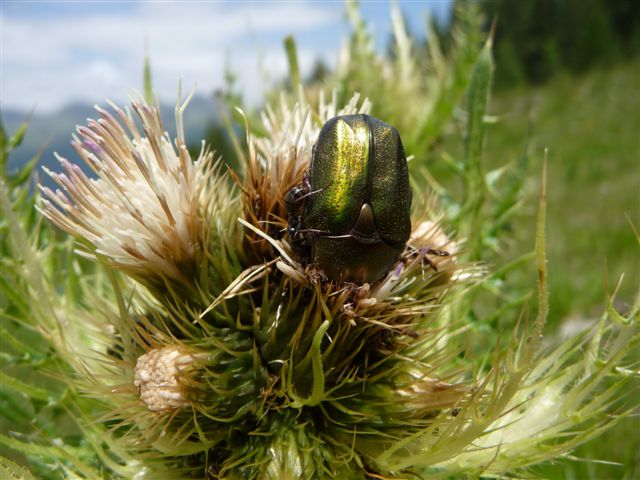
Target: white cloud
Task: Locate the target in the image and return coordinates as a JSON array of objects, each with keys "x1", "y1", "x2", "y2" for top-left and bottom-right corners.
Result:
[
  {"x1": 87, "y1": 60, "x2": 121, "y2": 84},
  {"x1": 1, "y1": 2, "x2": 342, "y2": 113}
]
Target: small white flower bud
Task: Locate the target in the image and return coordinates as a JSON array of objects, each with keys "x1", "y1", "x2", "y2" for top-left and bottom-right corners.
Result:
[{"x1": 134, "y1": 346, "x2": 202, "y2": 412}]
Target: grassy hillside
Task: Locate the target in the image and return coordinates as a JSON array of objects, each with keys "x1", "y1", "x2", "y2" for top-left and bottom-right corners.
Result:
[
  {"x1": 429, "y1": 61, "x2": 638, "y2": 478},
  {"x1": 487, "y1": 61, "x2": 639, "y2": 324},
  {"x1": 481, "y1": 62, "x2": 639, "y2": 479}
]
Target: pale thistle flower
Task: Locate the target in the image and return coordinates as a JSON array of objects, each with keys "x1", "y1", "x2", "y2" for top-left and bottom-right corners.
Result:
[{"x1": 38, "y1": 92, "x2": 218, "y2": 286}]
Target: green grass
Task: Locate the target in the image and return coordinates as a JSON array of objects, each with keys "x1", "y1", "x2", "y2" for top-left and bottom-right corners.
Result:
[
  {"x1": 486, "y1": 61, "x2": 639, "y2": 324},
  {"x1": 479, "y1": 61, "x2": 639, "y2": 480},
  {"x1": 428, "y1": 60, "x2": 638, "y2": 480}
]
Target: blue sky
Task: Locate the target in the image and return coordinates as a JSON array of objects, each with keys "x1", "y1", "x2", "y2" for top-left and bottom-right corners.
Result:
[{"x1": 1, "y1": 1, "x2": 451, "y2": 113}]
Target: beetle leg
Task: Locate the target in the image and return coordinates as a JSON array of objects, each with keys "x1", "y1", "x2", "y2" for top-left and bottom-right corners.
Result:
[
  {"x1": 423, "y1": 255, "x2": 439, "y2": 272},
  {"x1": 323, "y1": 233, "x2": 384, "y2": 245},
  {"x1": 303, "y1": 170, "x2": 311, "y2": 191},
  {"x1": 299, "y1": 187, "x2": 325, "y2": 202},
  {"x1": 421, "y1": 247, "x2": 450, "y2": 272},
  {"x1": 297, "y1": 227, "x2": 332, "y2": 237},
  {"x1": 426, "y1": 248, "x2": 450, "y2": 257},
  {"x1": 300, "y1": 176, "x2": 332, "y2": 202},
  {"x1": 320, "y1": 233, "x2": 358, "y2": 240}
]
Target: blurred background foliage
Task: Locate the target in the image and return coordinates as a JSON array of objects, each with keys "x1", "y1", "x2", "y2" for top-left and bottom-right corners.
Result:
[
  {"x1": 1, "y1": 0, "x2": 638, "y2": 478},
  {"x1": 479, "y1": 0, "x2": 640, "y2": 89}
]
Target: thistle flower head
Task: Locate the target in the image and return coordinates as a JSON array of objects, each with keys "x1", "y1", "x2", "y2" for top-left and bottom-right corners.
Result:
[
  {"x1": 24, "y1": 85, "x2": 636, "y2": 480},
  {"x1": 38, "y1": 93, "x2": 220, "y2": 288},
  {"x1": 240, "y1": 91, "x2": 372, "y2": 261},
  {"x1": 3, "y1": 3, "x2": 634, "y2": 476},
  {"x1": 236, "y1": 94, "x2": 457, "y2": 332}
]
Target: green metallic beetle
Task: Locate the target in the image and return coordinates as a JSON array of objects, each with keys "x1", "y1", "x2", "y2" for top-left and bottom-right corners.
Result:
[{"x1": 286, "y1": 114, "x2": 412, "y2": 284}]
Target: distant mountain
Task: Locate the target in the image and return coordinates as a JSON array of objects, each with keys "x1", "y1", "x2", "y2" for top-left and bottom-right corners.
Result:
[{"x1": 3, "y1": 94, "x2": 220, "y2": 190}]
